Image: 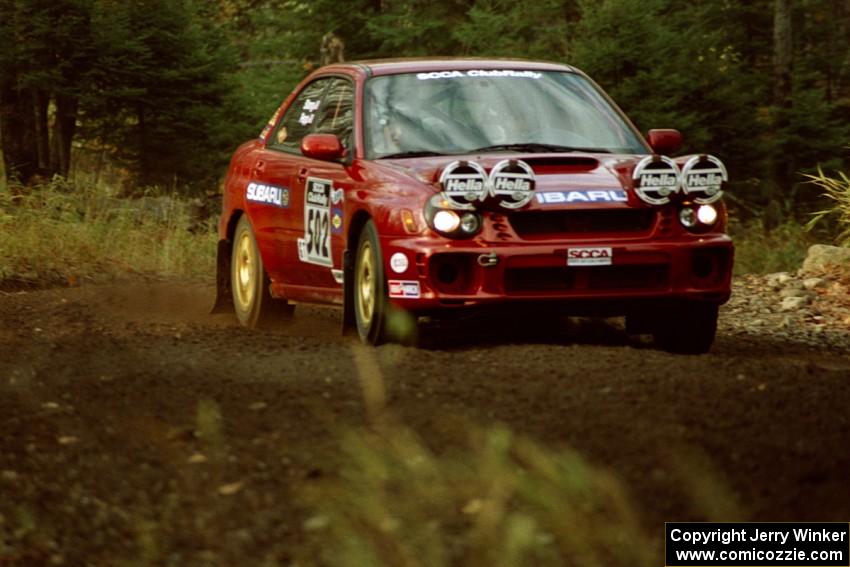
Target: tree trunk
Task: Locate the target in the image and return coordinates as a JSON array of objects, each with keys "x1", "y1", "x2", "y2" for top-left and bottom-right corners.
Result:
[
  {"x1": 0, "y1": 80, "x2": 40, "y2": 184},
  {"x1": 32, "y1": 90, "x2": 50, "y2": 172},
  {"x1": 773, "y1": 0, "x2": 792, "y2": 107},
  {"x1": 767, "y1": 0, "x2": 793, "y2": 222},
  {"x1": 49, "y1": 94, "x2": 78, "y2": 177},
  {"x1": 836, "y1": 0, "x2": 850, "y2": 96}
]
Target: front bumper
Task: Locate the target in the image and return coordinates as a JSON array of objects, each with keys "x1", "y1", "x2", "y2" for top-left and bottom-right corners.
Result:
[{"x1": 380, "y1": 234, "x2": 734, "y2": 313}]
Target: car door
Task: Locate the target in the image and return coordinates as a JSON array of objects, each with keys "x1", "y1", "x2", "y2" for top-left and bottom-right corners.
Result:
[
  {"x1": 291, "y1": 77, "x2": 356, "y2": 295},
  {"x1": 247, "y1": 78, "x2": 332, "y2": 287}
]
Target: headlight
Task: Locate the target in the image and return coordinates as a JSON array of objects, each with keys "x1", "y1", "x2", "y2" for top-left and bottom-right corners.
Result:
[
  {"x1": 425, "y1": 195, "x2": 482, "y2": 239},
  {"x1": 678, "y1": 203, "x2": 719, "y2": 231},
  {"x1": 433, "y1": 210, "x2": 461, "y2": 233},
  {"x1": 697, "y1": 204, "x2": 718, "y2": 225}
]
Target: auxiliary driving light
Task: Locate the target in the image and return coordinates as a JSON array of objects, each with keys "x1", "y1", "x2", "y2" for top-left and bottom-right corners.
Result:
[
  {"x1": 433, "y1": 209, "x2": 461, "y2": 233},
  {"x1": 460, "y1": 213, "x2": 480, "y2": 234},
  {"x1": 679, "y1": 207, "x2": 698, "y2": 228},
  {"x1": 697, "y1": 204, "x2": 718, "y2": 225}
]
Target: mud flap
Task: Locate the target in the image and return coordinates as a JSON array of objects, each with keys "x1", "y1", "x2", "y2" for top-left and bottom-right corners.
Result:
[
  {"x1": 341, "y1": 248, "x2": 357, "y2": 335},
  {"x1": 210, "y1": 240, "x2": 233, "y2": 314}
]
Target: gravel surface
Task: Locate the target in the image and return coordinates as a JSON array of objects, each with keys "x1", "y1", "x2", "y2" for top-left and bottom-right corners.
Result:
[
  {"x1": 723, "y1": 266, "x2": 850, "y2": 350},
  {"x1": 1, "y1": 276, "x2": 849, "y2": 565}
]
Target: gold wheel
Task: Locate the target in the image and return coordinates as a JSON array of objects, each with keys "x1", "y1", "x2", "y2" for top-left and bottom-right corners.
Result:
[
  {"x1": 356, "y1": 240, "x2": 375, "y2": 327},
  {"x1": 230, "y1": 215, "x2": 294, "y2": 328},
  {"x1": 234, "y1": 230, "x2": 256, "y2": 311},
  {"x1": 352, "y1": 220, "x2": 387, "y2": 344}
]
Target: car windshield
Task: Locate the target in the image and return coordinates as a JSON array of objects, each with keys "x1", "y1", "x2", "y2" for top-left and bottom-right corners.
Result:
[{"x1": 364, "y1": 70, "x2": 648, "y2": 159}]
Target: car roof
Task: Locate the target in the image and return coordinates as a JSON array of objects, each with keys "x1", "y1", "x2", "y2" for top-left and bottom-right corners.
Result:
[{"x1": 340, "y1": 57, "x2": 575, "y2": 76}]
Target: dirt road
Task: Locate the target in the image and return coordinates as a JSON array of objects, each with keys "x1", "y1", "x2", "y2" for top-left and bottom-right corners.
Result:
[{"x1": 1, "y1": 281, "x2": 850, "y2": 565}]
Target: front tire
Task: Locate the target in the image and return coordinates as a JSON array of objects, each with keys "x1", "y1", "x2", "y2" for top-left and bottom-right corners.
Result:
[
  {"x1": 652, "y1": 301, "x2": 719, "y2": 354},
  {"x1": 354, "y1": 220, "x2": 388, "y2": 345},
  {"x1": 231, "y1": 216, "x2": 293, "y2": 328}
]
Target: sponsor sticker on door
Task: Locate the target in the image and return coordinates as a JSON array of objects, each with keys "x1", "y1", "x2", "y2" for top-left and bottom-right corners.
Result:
[
  {"x1": 297, "y1": 178, "x2": 333, "y2": 267},
  {"x1": 567, "y1": 247, "x2": 613, "y2": 267},
  {"x1": 246, "y1": 182, "x2": 289, "y2": 208}
]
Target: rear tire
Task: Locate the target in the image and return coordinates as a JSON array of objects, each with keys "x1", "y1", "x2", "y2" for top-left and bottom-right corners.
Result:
[
  {"x1": 231, "y1": 216, "x2": 293, "y2": 328},
  {"x1": 652, "y1": 301, "x2": 719, "y2": 354},
  {"x1": 353, "y1": 220, "x2": 388, "y2": 345}
]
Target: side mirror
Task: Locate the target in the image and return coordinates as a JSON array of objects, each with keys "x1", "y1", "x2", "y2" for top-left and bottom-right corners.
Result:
[
  {"x1": 647, "y1": 129, "x2": 683, "y2": 155},
  {"x1": 301, "y1": 134, "x2": 345, "y2": 161}
]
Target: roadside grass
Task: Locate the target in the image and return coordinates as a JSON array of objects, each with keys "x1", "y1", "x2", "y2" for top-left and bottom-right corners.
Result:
[
  {"x1": 0, "y1": 179, "x2": 216, "y2": 289},
  {"x1": 804, "y1": 167, "x2": 850, "y2": 246},
  {"x1": 729, "y1": 218, "x2": 815, "y2": 276}
]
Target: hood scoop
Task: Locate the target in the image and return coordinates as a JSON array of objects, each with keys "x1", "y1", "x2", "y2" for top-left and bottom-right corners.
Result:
[{"x1": 521, "y1": 156, "x2": 599, "y2": 175}]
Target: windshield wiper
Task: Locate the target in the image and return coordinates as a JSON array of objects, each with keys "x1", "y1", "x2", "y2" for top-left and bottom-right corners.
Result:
[
  {"x1": 378, "y1": 150, "x2": 446, "y2": 159},
  {"x1": 470, "y1": 143, "x2": 612, "y2": 154}
]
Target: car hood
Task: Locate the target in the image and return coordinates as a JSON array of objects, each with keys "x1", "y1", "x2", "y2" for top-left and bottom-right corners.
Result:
[{"x1": 377, "y1": 152, "x2": 649, "y2": 209}]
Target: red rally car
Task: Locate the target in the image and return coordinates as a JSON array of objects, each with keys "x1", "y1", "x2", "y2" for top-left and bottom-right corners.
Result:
[{"x1": 214, "y1": 58, "x2": 733, "y2": 353}]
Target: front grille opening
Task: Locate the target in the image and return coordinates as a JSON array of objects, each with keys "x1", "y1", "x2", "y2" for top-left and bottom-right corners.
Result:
[
  {"x1": 436, "y1": 261, "x2": 459, "y2": 285},
  {"x1": 505, "y1": 265, "x2": 669, "y2": 293},
  {"x1": 588, "y1": 265, "x2": 669, "y2": 290},
  {"x1": 693, "y1": 253, "x2": 715, "y2": 278},
  {"x1": 510, "y1": 209, "x2": 656, "y2": 238},
  {"x1": 505, "y1": 267, "x2": 575, "y2": 292},
  {"x1": 429, "y1": 254, "x2": 478, "y2": 294},
  {"x1": 691, "y1": 248, "x2": 730, "y2": 286}
]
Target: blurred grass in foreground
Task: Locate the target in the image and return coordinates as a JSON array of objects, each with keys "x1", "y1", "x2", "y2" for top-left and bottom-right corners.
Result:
[
  {"x1": 296, "y1": 420, "x2": 654, "y2": 567},
  {"x1": 0, "y1": 179, "x2": 216, "y2": 288}
]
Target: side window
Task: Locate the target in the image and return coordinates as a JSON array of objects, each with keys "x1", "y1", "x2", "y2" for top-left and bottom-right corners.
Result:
[
  {"x1": 312, "y1": 78, "x2": 354, "y2": 149},
  {"x1": 270, "y1": 79, "x2": 329, "y2": 153}
]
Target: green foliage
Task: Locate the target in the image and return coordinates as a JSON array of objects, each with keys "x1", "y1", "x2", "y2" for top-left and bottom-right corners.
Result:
[
  {"x1": 0, "y1": 0, "x2": 239, "y2": 189},
  {"x1": 223, "y1": 3, "x2": 314, "y2": 138},
  {"x1": 85, "y1": 0, "x2": 239, "y2": 188},
  {"x1": 365, "y1": 0, "x2": 471, "y2": 56},
  {"x1": 805, "y1": 167, "x2": 850, "y2": 245},
  {"x1": 456, "y1": 0, "x2": 571, "y2": 59},
  {"x1": 571, "y1": 1, "x2": 764, "y2": 187},
  {"x1": 777, "y1": 84, "x2": 850, "y2": 176}
]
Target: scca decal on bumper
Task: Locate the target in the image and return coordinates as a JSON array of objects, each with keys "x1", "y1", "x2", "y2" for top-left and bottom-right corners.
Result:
[
  {"x1": 247, "y1": 182, "x2": 290, "y2": 208},
  {"x1": 536, "y1": 190, "x2": 627, "y2": 204},
  {"x1": 388, "y1": 280, "x2": 421, "y2": 298},
  {"x1": 567, "y1": 247, "x2": 613, "y2": 266}
]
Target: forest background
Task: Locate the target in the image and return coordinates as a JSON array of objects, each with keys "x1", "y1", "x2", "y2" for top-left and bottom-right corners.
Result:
[{"x1": 1, "y1": 0, "x2": 849, "y2": 276}]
